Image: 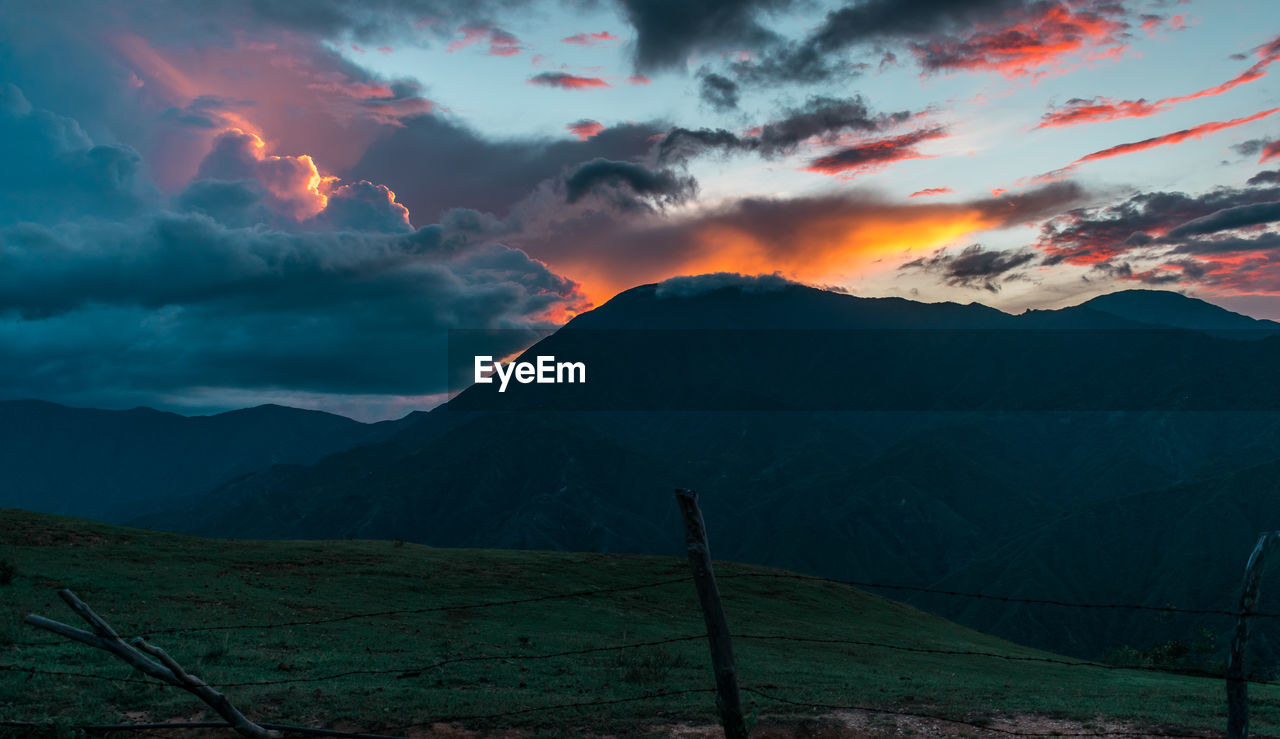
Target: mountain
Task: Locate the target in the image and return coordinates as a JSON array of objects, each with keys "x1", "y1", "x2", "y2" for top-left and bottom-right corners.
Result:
[
  {"x1": 0, "y1": 400, "x2": 419, "y2": 520},
  {"x1": 128, "y1": 283, "x2": 1280, "y2": 662},
  {"x1": 1077, "y1": 289, "x2": 1280, "y2": 332},
  {"x1": 919, "y1": 455, "x2": 1280, "y2": 663}
]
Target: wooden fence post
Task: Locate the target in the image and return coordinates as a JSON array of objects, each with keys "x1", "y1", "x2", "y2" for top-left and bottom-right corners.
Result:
[
  {"x1": 25, "y1": 589, "x2": 281, "y2": 739},
  {"x1": 1227, "y1": 531, "x2": 1280, "y2": 739},
  {"x1": 675, "y1": 489, "x2": 749, "y2": 739}
]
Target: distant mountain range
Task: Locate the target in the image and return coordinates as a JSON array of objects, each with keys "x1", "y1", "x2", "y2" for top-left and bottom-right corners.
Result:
[
  {"x1": 9, "y1": 283, "x2": 1280, "y2": 662},
  {"x1": 0, "y1": 400, "x2": 418, "y2": 520}
]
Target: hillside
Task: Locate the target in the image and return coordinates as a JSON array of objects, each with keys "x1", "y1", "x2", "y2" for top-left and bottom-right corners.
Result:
[
  {"x1": 0, "y1": 509, "x2": 1270, "y2": 737},
  {"x1": 0, "y1": 400, "x2": 419, "y2": 520},
  {"x1": 921, "y1": 455, "x2": 1280, "y2": 661}
]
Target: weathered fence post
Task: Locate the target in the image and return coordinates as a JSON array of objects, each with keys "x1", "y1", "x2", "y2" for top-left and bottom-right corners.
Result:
[
  {"x1": 25, "y1": 589, "x2": 281, "y2": 739},
  {"x1": 675, "y1": 488, "x2": 749, "y2": 739},
  {"x1": 1227, "y1": 531, "x2": 1280, "y2": 739}
]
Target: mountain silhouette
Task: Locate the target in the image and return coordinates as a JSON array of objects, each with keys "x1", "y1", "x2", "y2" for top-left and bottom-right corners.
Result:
[{"x1": 118, "y1": 282, "x2": 1280, "y2": 661}]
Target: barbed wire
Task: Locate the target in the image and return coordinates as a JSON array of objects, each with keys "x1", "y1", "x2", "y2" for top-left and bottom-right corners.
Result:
[
  {"x1": 212, "y1": 634, "x2": 708, "y2": 687},
  {"x1": 721, "y1": 571, "x2": 1278, "y2": 618}
]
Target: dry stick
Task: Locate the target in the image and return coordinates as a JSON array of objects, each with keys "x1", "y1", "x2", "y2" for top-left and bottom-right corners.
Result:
[
  {"x1": 675, "y1": 488, "x2": 750, "y2": 739},
  {"x1": 1227, "y1": 531, "x2": 1280, "y2": 739},
  {"x1": 23, "y1": 588, "x2": 281, "y2": 739}
]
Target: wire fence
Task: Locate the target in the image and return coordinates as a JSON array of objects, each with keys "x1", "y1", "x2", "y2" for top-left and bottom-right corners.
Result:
[{"x1": 6, "y1": 523, "x2": 1279, "y2": 736}]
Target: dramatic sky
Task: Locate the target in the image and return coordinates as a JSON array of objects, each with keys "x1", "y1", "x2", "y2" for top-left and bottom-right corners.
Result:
[{"x1": 1, "y1": 0, "x2": 1278, "y2": 419}]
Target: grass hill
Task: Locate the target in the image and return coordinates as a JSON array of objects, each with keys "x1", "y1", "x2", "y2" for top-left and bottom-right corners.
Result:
[{"x1": 1, "y1": 509, "x2": 1274, "y2": 737}]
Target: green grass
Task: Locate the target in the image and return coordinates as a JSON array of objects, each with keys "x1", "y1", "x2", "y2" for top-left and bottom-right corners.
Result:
[{"x1": 0, "y1": 508, "x2": 1273, "y2": 737}]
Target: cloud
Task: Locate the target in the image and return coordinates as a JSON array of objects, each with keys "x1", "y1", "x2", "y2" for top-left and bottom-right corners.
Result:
[
  {"x1": 658, "y1": 95, "x2": 908, "y2": 162},
  {"x1": 1037, "y1": 33, "x2": 1280, "y2": 129},
  {"x1": 316, "y1": 180, "x2": 413, "y2": 232},
  {"x1": 0, "y1": 83, "x2": 150, "y2": 224},
  {"x1": 447, "y1": 23, "x2": 522, "y2": 56},
  {"x1": 1166, "y1": 201, "x2": 1280, "y2": 238},
  {"x1": 1037, "y1": 185, "x2": 1280, "y2": 265},
  {"x1": 188, "y1": 129, "x2": 333, "y2": 221},
  {"x1": 528, "y1": 72, "x2": 611, "y2": 89},
  {"x1": 910, "y1": 187, "x2": 954, "y2": 198},
  {"x1": 567, "y1": 119, "x2": 606, "y2": 141},
  {"x1": 505, "y1": 182, "x2": 1087, "y2": 303},
  {"x1": 728, "y1": 0, "x2": 1132, "y2": 85},
  {"x1": 346, "y1": 114, "x2": 666, "y2": 222},
  {"x1": 627, "y1": 75, "x2": 652, "y2": 85},
  {"x1": 900, "y1": 243, "x2": 1038, "y2": 291},
  {"x1": 615, "y1": 0, "x2": 798, "y2": 73},
  {"x1": 1030, "y1": 180, "x2": 1280, "y2": 295},
  {"x1": 562, "y1": 31, "x2": 618, "y2": 46},
  {"x1": 0, "y1": 214, "x2": 583, "y2": 408},
  {"x1": 806, "y1": 126, "x2": 948, "y2": 178},
  {"x1": 699, "y1": 71, "x2": 740, "y2": 111},
  {"x1": 562, "y1": 159, "x2": 697, "y2": 210},
  {"x1": 1248, "y1": 170, "x2": 1280, "y2": 186},
  {"x1": 653, "y1": 272, "x2": 800, "y2": 298},
  {"x1": 1038, "y1": 108, "x2": 1280, "y2": 180},
  {"x1": 908, "y1": 2, "x2": 1129, "y2": 78}
]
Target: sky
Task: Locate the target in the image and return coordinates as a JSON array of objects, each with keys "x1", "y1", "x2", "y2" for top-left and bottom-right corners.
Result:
[{"x1": 0, "y1": 0, "x2": 1278, "y2": 420}]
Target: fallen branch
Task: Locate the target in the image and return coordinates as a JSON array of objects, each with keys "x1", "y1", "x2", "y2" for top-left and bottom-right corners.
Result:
[{"x1": 24, "y1": 589, "x2": 281, "y2": 739}]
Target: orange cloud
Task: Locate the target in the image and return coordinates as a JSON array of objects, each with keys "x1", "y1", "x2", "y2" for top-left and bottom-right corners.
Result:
[
  {"x1": 567, "y1": 119, "x2": 605, "y2": 141},
  {"x1": 909, "y1": 187, "x2": 954, "y2": 198},
  {"x1": 562, "y1": 31, "x2": 618, "y2": 46},
  {"x1": 1037, "y1": 33, "x2": 1280, "y2": 128},
  {"x1": 519, "y1": 186, "x2": 1085, "y2": 305},
  {"x1": 912, "y1": 3, "x2": 1128, "y2": 80},
  {"x1": 1037, "y1": 108, "x2": 1280, "y2": 181},
  {"x1": 806, "y1": 127, "x2": 948, "y2": 179},
  {"x1": 1262, "y1": 140, "x2": 1280, "y2": 163},
  {"x1": 448, "y1": 24, "x2": 522, "y2": 56},
  {"x1": 529, "y1": 72, "x2": 611, "y2": 89}
]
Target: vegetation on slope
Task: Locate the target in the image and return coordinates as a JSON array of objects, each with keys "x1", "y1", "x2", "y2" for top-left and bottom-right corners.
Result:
[{"x1": 1, "y1": 509, "x2": 1276, "y2": 737}]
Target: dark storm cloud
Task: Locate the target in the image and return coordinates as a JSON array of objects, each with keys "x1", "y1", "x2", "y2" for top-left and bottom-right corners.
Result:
[
  {"x1": 1248, "y1": 170, "x2": 1280, "y2": 186},
  {"x1": 1231, "y1": 138, "x2": 1275, "y2": 158},
  {"x1": 0, "y1": 213, "x2": 583, "y2": 400},
  {"x1": 1038, "y1": 184, "x2": 1280, "y2": 265},
  {"x1": 1166, "y1": 201, "x2": 1280, "y2": 238},
  {"x1": 900, "y1": 244, "x2": 1039, "y2": 292},
  {"x1": 563, "y1": 158, "x2": 697, "y2": 209},
  {"x1": 317, "y1": 180, "x2": 415, "y2": 232},
  {"x1": 346, "y1": 114, "x2": 666, "y2": 222},
  {"x1": 725, "y1": 0, "x2": 1131, "y2": 85},
  {"x1": 615, "y1": 0, "x2": 798, "y2": 73},
  {"x1": 699, "y1": 71, "x2": 740, "y2": 111},
  {"x1": 1032, "y1": 181, "x2": 1280, "y2": 294},
  {"x1": 658, "y1": 95, "x2": 907, "y2": 162},
  {"x1": 0, "y1": 83, "x2": 151, "y2": 224},
  {"x1": 0, "y1": 78, "x2": 586, "y2": 411}
]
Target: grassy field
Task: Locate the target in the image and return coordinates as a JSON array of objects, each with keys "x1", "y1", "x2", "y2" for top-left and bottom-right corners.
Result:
[{"x1": 0, "y1": 508, "x2": 1274, "y2": 737}]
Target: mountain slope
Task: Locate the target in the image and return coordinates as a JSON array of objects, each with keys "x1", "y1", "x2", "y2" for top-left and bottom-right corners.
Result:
[
  {"x1": 0, "y1": 400, "x2": 418, "y2": 520},
  {"x1": 1078, "y1": 289, "x2": 1280, "y2": 332}
]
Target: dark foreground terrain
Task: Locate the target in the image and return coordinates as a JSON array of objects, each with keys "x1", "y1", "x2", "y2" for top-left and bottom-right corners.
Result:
[{"x1": 2, "y1": 509, "x2": 1273, "y2": 737}]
